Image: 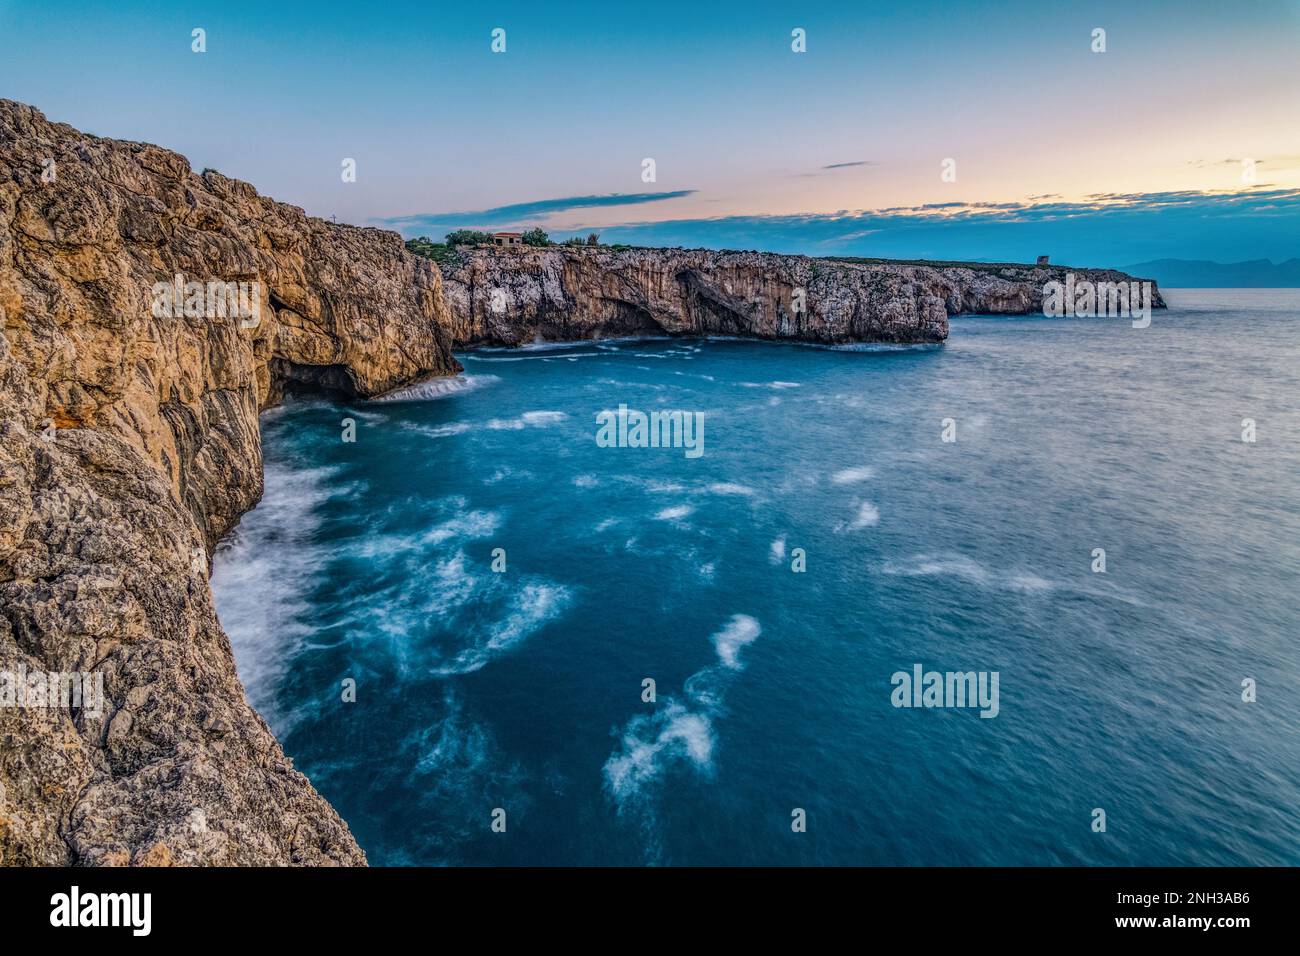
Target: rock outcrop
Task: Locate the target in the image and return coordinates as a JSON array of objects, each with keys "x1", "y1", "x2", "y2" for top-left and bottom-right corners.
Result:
[
  {"x1": 437, "y1": 246, "x2": 1163, "y2": 347},
  {"x1": 0, "y1": 99, "x2": 458, "y2": 865}
]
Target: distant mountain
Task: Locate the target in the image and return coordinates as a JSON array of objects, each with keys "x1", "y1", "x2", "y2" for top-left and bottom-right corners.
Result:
[{"x1": 1120, "y1": 258, "x2": 1300, "y2": 288}]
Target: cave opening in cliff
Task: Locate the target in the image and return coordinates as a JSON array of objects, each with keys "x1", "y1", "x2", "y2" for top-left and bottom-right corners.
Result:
[
  {"x1": 587, "y1": 299, "x2": 670, "y2": 339},
  {"x1": 267, "y1": 358, "x2": 361, "y2": 403}
]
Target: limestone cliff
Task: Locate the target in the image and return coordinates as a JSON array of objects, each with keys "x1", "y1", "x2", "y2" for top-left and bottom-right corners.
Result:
[
  {"x1": 0, "y1": 96, "x2": 1167, "y2": 868},
  {"x1": 437, "y1": 246, "x2": 1164, "y2": 347},
  {"x1": 0, "y1": 100, "x2": 458, "y2": 865}
]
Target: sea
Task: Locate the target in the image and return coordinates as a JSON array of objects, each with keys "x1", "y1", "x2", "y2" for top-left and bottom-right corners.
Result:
[{"x1": 211, "y1": 289, "x2": 1300, "y2": 865}]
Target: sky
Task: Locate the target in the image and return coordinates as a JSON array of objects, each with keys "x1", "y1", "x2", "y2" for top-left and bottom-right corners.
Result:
[{"x1": 2, "y1": 0, "x2": 1298, "y2": 266}]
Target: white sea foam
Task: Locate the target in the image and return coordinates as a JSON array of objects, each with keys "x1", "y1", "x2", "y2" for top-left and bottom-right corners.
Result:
[
  {"x1": 710, "y1": 614, "x2": 761, "y2": 668},
  {"x1": 345, "y1": 408, "x2": 390, "y2": 424},
  {"x1": 604, "y1": 703, "x2": 714, "y2": 801},
  {"x1": 336, "y1": 520, "x2": 573, "y2": 678},
  {"x1": 603, "y1": 614, "x2": 761, "y2": 808},
  {"x1": 405, "y1": 421, "x2": 472, "y2": 438},
  {"x1": 740, "y1": 380, "x2": 801, "y2": 389},
  {"x1": 770, "y1": 535, "x2": 787, "y2": 564},
  {"x1": 824, "y1": 342, "x2": 942, "y2": 353},
  {"x1": 407, "y1": 690, "x2": 493, "y2": 781},
  {"x1": 881, "y1": 554, "x2": 1054, "y2": 593},
  {"x1": 707, "y1": 481, "x2": 758, "y2": 497},
  {"x1": 831, "y1": 465, "x2": 875, "y2": 484},
  {"x1": 376, "y1": 374, "x2": 500, "y2": 402},
  {"x1": 420, "y1": 509, "x2": 502, "y2": 546},
  {"x1": 473, "y1": 340, "x2": 593, "y2": 352},
  {"x1": 631, "y1": 478, "x2": 687, "y2": 494},
  {"x1": 465, "y1": 351, "x2": 602, "y2": 362},
  {"x1": 594, "y1": 377, "x2": 669, "y2": 391},
  {"x1": 655, "y1": 504, "x2": 694, "y2": 521},
  {"x1": 485, "y1": 410, "x2": 567, "y2": 430},
  {"x1": 433, "y1": 582, "x2": 573, "y2": 675},
  {"x1": 838, "y1": 500, "x2": 880, "y2": 531},
  {"x1": 345, "y1": 508, "x2": 500, "y2": 562},
  {"x1": 211, "y1": 462, "x2": 349, "y2": 733},
  {"x1": 484, "y1": 465, "x2": 533, "y2": 485}
]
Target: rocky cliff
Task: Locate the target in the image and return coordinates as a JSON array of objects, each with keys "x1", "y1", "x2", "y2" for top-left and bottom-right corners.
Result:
[
  {"x1": 438, "y1": 246, "x2": 1164, "y2": 347},
  {"x1": 0, "y1": 100, "x2": 458, "y2": 865},
  {"x1": 0, "y1": 97, "x2": 1167, "y2": 868}
]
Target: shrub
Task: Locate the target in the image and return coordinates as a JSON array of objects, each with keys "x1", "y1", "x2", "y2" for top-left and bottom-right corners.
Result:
[
  {"x1": 521, "y1": 227, "x2": 550, "y2": 247},
  {"x1": 405, "y1": 237, "x2": 459, "y2": 266},
  {"x1": 444, "y1": 229, "x2": 493, "y2": 247}
]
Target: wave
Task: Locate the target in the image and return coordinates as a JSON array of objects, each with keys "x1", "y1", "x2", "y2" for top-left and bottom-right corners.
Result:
[
  {"x1": 469, "y1": 340, "x2": 599, "y2": 353},
  {"x1": 464, "y1": 352, "x2": 603, "y2": 362},
  {"x1": 823, "y1": 342, "x2": 942, "y2": 353},
  {"x1": 344, "y1": 508, "x2": 501, "y2": 561},
  {"x1": 432, "y1": 582, "x2": 573, "y2": 676},
  {"x1": 484, "y1": 465, "x2": 534, "y2": 485},
  {"x1": 831, "y1": 465, "x2": 875, "y2": 484},
  {"x1": 707, "y1": 481, "x2": 758, "y2": 497},
  {"x1": 403, "y1": 410, "x2": 566, "y2": 438},
  {"x1": 654, "y1": 504, "x2": 694, "y2": 521},
  {"x1": 404, "y1": 421, "x2": 472, "y2": 439},
  {"x1": 627, "y1": 477, "x2": 687, "y2": 494},
  {"x1": 604, "y1": 702, "x2": 714, "y2": 803},
  {"x1": 739, "y1": 380, "x2": 801, "y2": 389},
  {"x1": 211, "y1": 462, "x2": 352, "y2": 733},
  {"x1": 881, "y1": 554, "x2": 1054, "y2": 592},
  {"x1": 485, "y1": 410, "x2": 567, "y2": 430},
  {"x1": 710, "y1": 613, "x2": 761, "y2": 669},
  {"x1": 594, "y1": 377, "x2": 670, "y2": 391},
  {"x1": 374, "y1": 374, "x2": 500, "y2": 403},
  {"x1": 837, "y1": 500, "x2": 880, "y2": 531},
  {"x1": 603, "y1": 614, "x2": 761, "y2": 813}
]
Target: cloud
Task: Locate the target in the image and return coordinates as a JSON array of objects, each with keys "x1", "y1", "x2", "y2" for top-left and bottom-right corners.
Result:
[
  {"x1": 821, "y1": 161, "x2": 876, "y2": 170},
  {"x1": 584, "y1": 188, "x2": 1300, "y2": 268},
  {"x1": 379, "y1": 185, "x2": 1300, "y2": 267},
  {"x1": 1186, "y1": 154, "x2": 1300, "y2": 170},
  {"x1": 382, "y1": 190, "x2": 696, "y2": 236}
]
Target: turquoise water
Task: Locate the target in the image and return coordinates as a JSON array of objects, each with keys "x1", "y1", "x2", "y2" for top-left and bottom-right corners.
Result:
[{"x1": 212, "y1": 290, "x2": 1300, "y2": 866}]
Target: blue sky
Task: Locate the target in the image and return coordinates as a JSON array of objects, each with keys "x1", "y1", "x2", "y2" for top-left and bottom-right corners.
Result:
[{"x1": 2, "y1": 0, "x2": 1298, "y2": 265}]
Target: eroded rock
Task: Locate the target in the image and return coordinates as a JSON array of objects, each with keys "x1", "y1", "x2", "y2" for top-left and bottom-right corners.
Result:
[
  {"x1": 0, "y1": 99, "x2": 459, "y2": 865},
  {"x1": 437, "y1": 246, "x2": 1163, "y2": 347}
]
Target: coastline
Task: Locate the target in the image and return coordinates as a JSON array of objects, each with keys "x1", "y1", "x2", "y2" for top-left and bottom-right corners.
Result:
[{"x1": 0, "y1": 97, "x2": 1168, "y2": 865}]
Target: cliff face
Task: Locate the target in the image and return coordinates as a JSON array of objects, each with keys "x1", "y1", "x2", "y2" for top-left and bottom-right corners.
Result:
[
  {"x1": 0, "y1": 100, "x2": 458, "y2": 865},
  {"x1": 438, "y1": 246, "x2": 1163, "y2": 347}
]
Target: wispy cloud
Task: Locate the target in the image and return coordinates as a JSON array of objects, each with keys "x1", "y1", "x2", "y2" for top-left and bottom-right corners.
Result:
[
  {"x1": 382, "y1": 191, "x2": 696, "y2": 236},
  {"x1": 1186, "y1": 154, "x2": 1300, "y2": 170},
  {"x1": 821, "y1": 161, "x2": 876, "y2": 170}
]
